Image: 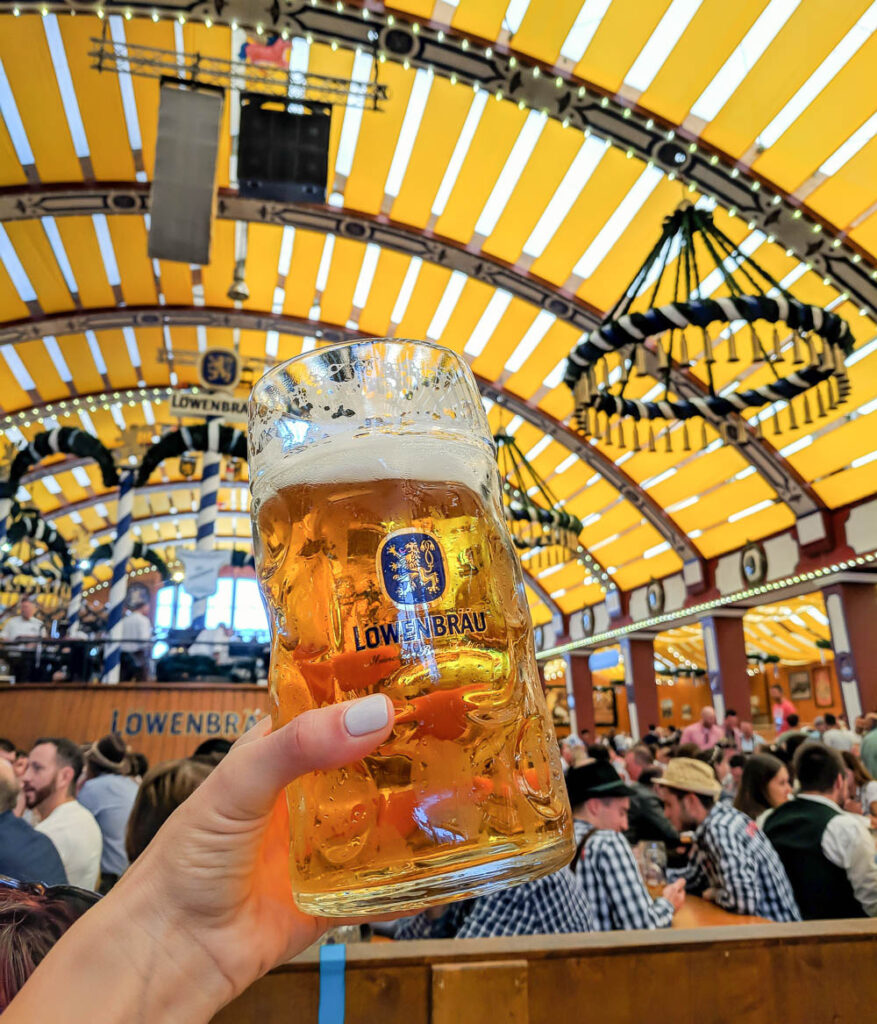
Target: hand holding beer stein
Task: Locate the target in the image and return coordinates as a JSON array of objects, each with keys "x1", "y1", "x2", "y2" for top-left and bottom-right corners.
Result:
[{"x1": 249, "y1": 340, "x2": 574, "y2": 915}]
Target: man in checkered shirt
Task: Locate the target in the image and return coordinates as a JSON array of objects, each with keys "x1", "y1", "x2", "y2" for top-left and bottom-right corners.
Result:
[
  {"x1": 394, "y1": 868, "x2": 593, "y2": 940},
  {"x1": 657, "y1": 757, "x2": 801, "y2": 923},
  {"x1": 566, "y1": 760, "x2": 685, "y2": 930}
]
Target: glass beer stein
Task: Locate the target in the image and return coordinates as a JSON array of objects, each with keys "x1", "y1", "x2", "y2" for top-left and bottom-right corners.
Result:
[{"x1": 249, "y1": 340, "x2": 573, "y2": 916}]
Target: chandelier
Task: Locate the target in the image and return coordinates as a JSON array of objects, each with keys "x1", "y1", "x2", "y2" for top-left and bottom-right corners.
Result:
[
  {"x1": 563, "y1": 203, "x2": 854, "y2": 451},
  {"x1": 494, "y1": 429, "x2": 588, "y2": 573}
]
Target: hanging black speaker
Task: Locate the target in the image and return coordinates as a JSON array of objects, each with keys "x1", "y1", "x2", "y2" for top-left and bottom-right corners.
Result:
[{"x1": 237, "y1": 94, "x2": 330, "y2": 203}]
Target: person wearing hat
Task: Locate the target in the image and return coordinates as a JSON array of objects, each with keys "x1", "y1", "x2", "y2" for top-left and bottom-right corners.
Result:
[
  {"x1": 78, "y1": 733, "x2": 139, "y2": 893},
  {"x1": 656, "y1": 758, "x2": 800, "y2": 922},
  {"x1": 566, "y1": 762, "x2": 685, "y2": 931}
]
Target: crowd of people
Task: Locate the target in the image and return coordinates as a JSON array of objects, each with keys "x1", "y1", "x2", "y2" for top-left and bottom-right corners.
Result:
[
  {"x1": 0, "y1": 594, "x2": 258, "y2": 683},
  {"x1": 2, "y1": 689, "x2": 877, "y2": 1011}
]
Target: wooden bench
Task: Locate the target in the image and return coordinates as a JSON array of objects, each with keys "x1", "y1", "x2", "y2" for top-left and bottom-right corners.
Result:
[{"x1": 212, "y1": 920, "x2": 877, "y2": 1024}]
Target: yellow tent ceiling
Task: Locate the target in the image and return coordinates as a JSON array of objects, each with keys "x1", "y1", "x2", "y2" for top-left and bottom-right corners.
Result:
[{"x1": 0, "y1": 2, "x2": 876, "y2": 625}]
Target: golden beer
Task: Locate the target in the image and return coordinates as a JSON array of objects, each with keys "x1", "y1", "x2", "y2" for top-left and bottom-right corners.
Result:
[{"x1": 250, "y1": 342, "x2": 574, "y2": 915}]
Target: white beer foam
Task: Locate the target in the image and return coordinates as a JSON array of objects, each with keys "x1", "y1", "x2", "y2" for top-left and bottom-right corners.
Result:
[{"x1": 252, "y1": 431, "x2": 494, "y2": 501}]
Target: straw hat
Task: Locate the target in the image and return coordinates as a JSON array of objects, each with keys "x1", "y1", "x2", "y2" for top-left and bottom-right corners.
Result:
[{"x1": 657, "y1": 757, "x2": 722, "y2": 797}]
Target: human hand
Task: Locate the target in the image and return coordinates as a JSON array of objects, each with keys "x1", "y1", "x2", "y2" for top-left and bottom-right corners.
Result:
[
  {"x1": 701, "y1": 887, "x2": 715, "y2": 902},
  {"x1": 844, "y1": 798, "x2": 863, "y2": 815},
  {"x1": 7, "y1": 694, "x2": 395, "y2": 1023},
  {"x1": 661, "y1": 879, "x2": 686, "y2": 911}
]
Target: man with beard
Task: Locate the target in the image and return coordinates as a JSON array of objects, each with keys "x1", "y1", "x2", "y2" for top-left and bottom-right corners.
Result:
[{"x1": 22, "y1": 738, "x2": 101, "y2": 889}]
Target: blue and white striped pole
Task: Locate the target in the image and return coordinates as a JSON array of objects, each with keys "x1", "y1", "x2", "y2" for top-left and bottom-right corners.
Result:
[
  {"x1": 190, "y1": 420, "x2": 221, "y2": 631},
  {"x1": 101, "y1": 470, "x2": 135, "y2": 684},
  {"x1": 67, "y1": 569, "x2": 83, "y2": 630}
]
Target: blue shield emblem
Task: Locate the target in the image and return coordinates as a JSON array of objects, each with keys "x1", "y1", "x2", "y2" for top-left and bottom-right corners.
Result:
[{"x1": 379, "y1": 532, "x2": 446, "y2": 606}]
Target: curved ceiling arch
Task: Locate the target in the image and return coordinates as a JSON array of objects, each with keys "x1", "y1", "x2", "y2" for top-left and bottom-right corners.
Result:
[
  {"x1": 0, "y1": 309, "x2": 701, "y2": 572},
  {"x1": 0, "y1": 183, "x2": 829, "y2": 520}
]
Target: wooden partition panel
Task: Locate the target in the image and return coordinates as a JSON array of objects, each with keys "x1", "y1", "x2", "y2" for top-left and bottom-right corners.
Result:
[
  {"x1": 0, "y1": 685, "x2": 271, "y2": 764},
  {"x1": 212, "y1": 922, "x2": 877, "y2": 1024}
]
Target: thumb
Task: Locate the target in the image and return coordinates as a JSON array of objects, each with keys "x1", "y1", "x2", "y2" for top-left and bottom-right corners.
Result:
[{"x1": 202, "y1": 694, "x2": 394, "y2": 822}]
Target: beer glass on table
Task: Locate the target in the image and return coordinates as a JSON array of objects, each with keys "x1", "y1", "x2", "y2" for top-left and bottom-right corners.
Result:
[{"x1": 248, "y1": 340, "x2": 574, "y2": 916}]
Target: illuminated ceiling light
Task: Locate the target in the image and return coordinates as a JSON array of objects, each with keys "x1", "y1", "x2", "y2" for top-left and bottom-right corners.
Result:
[
  {"x1": 384, "y1": 68, "x2": 434, "y2": 198},
  {"x1": 475, "y1": 110, "x2": 547, "y2": 237},
  {"x1": 759, "y1": 1, "x2": 877, "y2": 148},
  {"x1": 431, "y1": 90, "x2": 489, "y2": 217},
  {"x1": 334, "y1": 50, "x2": 374, "y2": 179},
  {"x1": 505, "y1": 310, "x2": 555, "y2": 372},
  {"x1": 390, "y1": 257, "x2": 423, "y2": 325},
  {"x1": 426, "y1": 270, "x2": 468, "y2": 340},
  {"x1": 690, "y1": 0, "x2": 800, "y2": 121},
  {"x1": 522, "y1": 136, "x2": 608, "y2": 259},
  {"x1": 573, "y1": 164, "x2": 663, "y2": 277},
  {"x1": 625, "y1": 0, "x2": 704, "y2": 92}
]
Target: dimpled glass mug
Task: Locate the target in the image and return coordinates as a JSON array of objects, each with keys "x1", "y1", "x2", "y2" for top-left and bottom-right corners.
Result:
[{"x1": 248, "y1": 339, "x2": 573, "y2": 916}]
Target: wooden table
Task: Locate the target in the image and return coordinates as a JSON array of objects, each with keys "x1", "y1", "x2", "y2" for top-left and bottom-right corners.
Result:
[{"x1": 673, "y1": 894, "x2": 766, "y2": 928}]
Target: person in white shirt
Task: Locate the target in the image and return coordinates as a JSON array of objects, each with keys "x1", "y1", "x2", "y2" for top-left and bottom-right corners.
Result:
[
  {"x1": 21, "y1": 737, "x2": 102, "y2": 890},
  {"x1": 1, "y1": 596, "x2": 46, "y2": 682},
  {"x1": 738, "y1": 720, "x2": 766, "y2": 754},
  {"x1": 822, "y1": 713, "x2": 858, "y2": 753},
  {"x1": 119, "y1": 595, "x2": 153, "y2": 681},
  {"x1": 189, "y1": 623, "x2": 233, "y2": 664}
]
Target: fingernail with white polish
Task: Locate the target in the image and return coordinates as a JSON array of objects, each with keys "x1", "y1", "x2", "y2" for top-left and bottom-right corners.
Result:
[{"x1": 344, "y1": 694, "x2": 390, "y2": 737}]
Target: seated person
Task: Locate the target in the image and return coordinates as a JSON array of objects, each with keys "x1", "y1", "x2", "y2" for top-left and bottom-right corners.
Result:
[
  {"x1": 656, "y1": 758, "x2": 800, "y2": 922},
  {"x1": 762, "y1": 743, "x2": 877, "y2": 919},
  {"x1": 395, "y1": 869, "x2": 592, "y2": 939},
  {"x1": 0, "y1": 759, "x2": 66, "y2": 885},
  {"x1": 188, "y1": 623, "x2": 233, "y2": 664},
  {"x1": 567, "y1": 762, "x2": 684, "y2": 930},
  {"x1": 126, "y1": 759, "x2": 215, "y2": 864},
  {"x1": 623, "y1": 744, "x2": 679, "y2": 846}
]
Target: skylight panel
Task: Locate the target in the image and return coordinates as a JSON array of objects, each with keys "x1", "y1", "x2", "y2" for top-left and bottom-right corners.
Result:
[
  {"x1": 84, "y1": 330, "x2": 108, "y2": 375},
  {"x1": 265, "y1": 331, "x2": 279, "y2": 359},
  {"x1": 91, "y1": 215, "x2": 121, "y2": 287},
  {"x1": 0, "y1": 59, "x2": 34, "y2": 165},
  {"x1": 0, "y1": 224, "x2": 37, "y2": 303},
  {"x1": 334, "y1": 51, "x2": 374, "y2": 179},
  {"x1": 95, "y1": 502, "x2": 109, "y2": 519},
  {"x1": 505, "y1": 311, "x2": 555, "y2": 372},
  {"x1": 384, "y1": 68, "x2": 434, "y2": 198},
  {"x1": 666, "y1": 495, "x2": 697, "y2": 513},
  {"x1": 538, "y1": 563, "x2": 565, "y2": 579},
  {"x1": 779, "y1": 435, "x2": 812, "y2": 457},
  {"x1": 464, "y1": 290, "x2": 513, "y2": 356},
  {"x1": 315, "y1": 234, "x2": 335, "y2": 294},
  {"x1": 72, "y1": 466, "x2": 90, "y2": 487},
  {"x1": 277, "y1": 226, "x2": 295, "y2": 278},
  {"x1": 525, "y1": 435, "x2": 552, "y2": 460},
  {"x1": 542, "y1": 358, "x2": 568, "y2": 390},
  {"x1": 196, "y1": 325, "x2": 207, "y2": 354},
  {"x1": 503, "y1": 0, "x2": 531, "y2": 35},
  {"x1": 759, "y1": 1, "x2": 877, "y2": 149},
  {"x1": 108, "y1": 17, "x2": 143, "y2": 153},
  {"x1": 559, "y1": 0, "x2": 613, "y2": 63},
  {"x1": 432, "y1": 90, "x2": 488, "y2": 218},
  {"x1": 40, "y1": 216, "x2": 79, "y2": 296},
  {"x1": 819, "y1": 110, "x2": 877, "y2": 175},
  {"x1": 802, "y1": 604, "x2": 829, "y2": 626},
  {"x1": 426, "y1": 270, "x2": 467, "y2": 340},
  {"x1": 690, "y1": 0, "x2": 801, "y2": 121},
  {"x1": 522, "y1": 136, "x2": 608, "y2": 259},
  {"x1": 856, "y1": 396, "x2": 877, "y2": 417},
  {"x1": 1, "y1": 345, "x2": 35, "y2": 390},
  {"x1": 142, "y1": 401, "x2": 155, "y2": 426},
  {"x1": 352, "y1": 243, "x2": 381, "y2": 308},
  {"x1": 43, "y1": 14, "x2": 90, "y2": 158},
  {"x1": 625, "y1": 0, "x2": 704, "y2": 93},
  {"x1": 43, "y1": 336, "x2": 72, "y2": 382},
  {"x1": 474, "y1": 111, "x2": 547, "y2": 237},
  {"x1": 390, "y1": 257, "x2": 423, "y2": 324},
  {"x1": 573, "y1": 165, "x2": 663, "y2": 278},
  {"x1": 728, "y1": 499, "x2": 774, "y2": 522},
  {"x1": 289, "y1": 37, "x2": 309, "y2": 77}
]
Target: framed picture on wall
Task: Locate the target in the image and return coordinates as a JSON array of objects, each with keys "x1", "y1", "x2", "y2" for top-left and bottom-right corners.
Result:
[
  {"x1": 812, "y1": 665, "x2": 834, "y2": 708},
  {"x1": 593, "y1": 686, "x2": 617, "y2": 727},
  {"x1": 660, "y1": 699, "x2": 674, "y2": 720},
  {"x1": 789, "y1": 669, "x2": 812, "y2": 701},
  {"x1": 681, "y1": 704, "x2": 693, "y2": 721}
]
